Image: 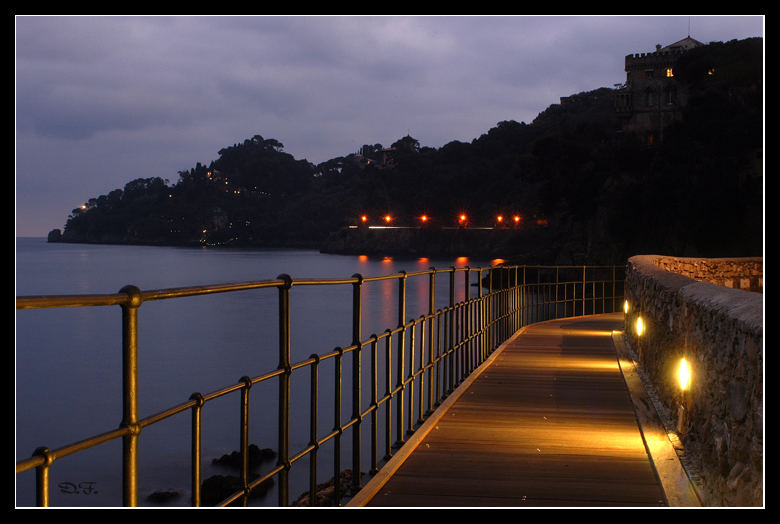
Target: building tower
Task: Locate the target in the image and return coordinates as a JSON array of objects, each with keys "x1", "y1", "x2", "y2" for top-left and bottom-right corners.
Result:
[{"x1": 615, "y1": 36, "x2": 704, "y2": 144}]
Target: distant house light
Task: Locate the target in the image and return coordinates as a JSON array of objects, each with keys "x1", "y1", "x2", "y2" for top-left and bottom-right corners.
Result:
[{"x1": 666, "y1": 67, "x2": 674, "y2": 77}]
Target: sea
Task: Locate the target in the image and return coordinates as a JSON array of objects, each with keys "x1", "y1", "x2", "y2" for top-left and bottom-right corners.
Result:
[{"x1": 15, "y1": 237, "x2": 496, "y2": 507}]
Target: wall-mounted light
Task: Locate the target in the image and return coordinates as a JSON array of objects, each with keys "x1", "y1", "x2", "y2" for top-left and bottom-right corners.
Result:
[
  {"x1": 635, "y1": 316, "x2": 644, "y2": 337},
  {"x1": 623, "y1": 300, "x2": 629, "y2": 314},
  {"x1": 678, "y1": 357, "x2": 691, "y2": 392},
  {"x1": 677, "y1": 356, "x2": 691, "y2": 434}
]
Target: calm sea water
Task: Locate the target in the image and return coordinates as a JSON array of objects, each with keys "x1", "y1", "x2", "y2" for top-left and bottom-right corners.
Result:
[{"x1": 15, "y1": 237, "x2": 493, "y2": 507}]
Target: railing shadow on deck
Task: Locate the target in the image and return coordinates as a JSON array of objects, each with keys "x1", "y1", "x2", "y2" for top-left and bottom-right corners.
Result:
[{"x1": 16, "y1": 264, "x2": 625, "y2": 507}]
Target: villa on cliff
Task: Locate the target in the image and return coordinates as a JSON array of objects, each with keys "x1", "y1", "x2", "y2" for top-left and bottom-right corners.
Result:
[{"x1": 615, "y1": 36, "x2": 704, "y2": 145}]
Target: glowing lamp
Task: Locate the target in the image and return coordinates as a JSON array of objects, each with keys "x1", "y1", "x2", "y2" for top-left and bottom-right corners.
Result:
[
  {"x1": 420, "y1": 215, "x2": 428, "y2": 222},
  {"x1": 678, "y1": 357, "x2": 691, "y2": 391},
  {"x1": 361, "y1": 215, "x2": 368, "y2": 223},
  {"x1": 513, "y1": 215, "x2": 521, "y2": 223},
  {"x1": 635, "y1": 316, "x2": 644, "y2": 337},
  {"x1": 496, "y1": 215, "x2": 503, "y2": 223},
  {"x1": 384, "y1": 215, "x2": 392, "y2": 223},
  {"x1": 623, "y1": 300, "x2": 629, "y2": 314}
]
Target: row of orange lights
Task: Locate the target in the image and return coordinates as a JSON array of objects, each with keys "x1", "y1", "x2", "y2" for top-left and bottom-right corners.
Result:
[{"x1": 360, "y1": 213, "x2": 524, "y2": 224}]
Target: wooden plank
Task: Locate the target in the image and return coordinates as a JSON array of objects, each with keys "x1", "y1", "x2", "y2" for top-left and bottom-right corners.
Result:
[{"x1": 353, "y1": 313, "x2": 669, "y2": 507}]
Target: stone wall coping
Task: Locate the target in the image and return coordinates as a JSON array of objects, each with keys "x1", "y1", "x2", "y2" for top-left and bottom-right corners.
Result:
[
  {"x1": 628, "y1": 254, "x2": 695, "y2": 291},
  {"x1": 628, "y1": 254, "x2": 763, "y2": 334}
]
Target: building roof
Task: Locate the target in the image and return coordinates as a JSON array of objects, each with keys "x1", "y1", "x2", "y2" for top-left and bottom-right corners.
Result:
[{"x1": 660, "y1": 36, "x2": 705, "y2": 52}]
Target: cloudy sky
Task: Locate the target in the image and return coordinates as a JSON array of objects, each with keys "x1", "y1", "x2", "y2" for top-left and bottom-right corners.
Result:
[{"x1": 15, "y1": 15, "x2": 764, "y2": 237}]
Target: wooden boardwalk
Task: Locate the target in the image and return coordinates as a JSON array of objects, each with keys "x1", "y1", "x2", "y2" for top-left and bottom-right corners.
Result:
[{"x1": 349, "y1": 313, "x2": 695, "y2": 508}]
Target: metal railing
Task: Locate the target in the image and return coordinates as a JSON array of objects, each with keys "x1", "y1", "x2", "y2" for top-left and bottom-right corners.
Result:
[{"x1": 16, "y1": 264, "x2": 625, "y2": 507}]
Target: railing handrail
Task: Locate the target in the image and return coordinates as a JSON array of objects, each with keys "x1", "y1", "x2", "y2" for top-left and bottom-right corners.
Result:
[
  {"x1": 16, "y1": 262, "x2": 625, "y2": 507},
  {"x1": 16, "y1": 264, "x2": 623, "y2": 310}
]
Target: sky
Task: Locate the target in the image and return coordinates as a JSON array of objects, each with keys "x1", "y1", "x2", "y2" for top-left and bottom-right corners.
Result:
[{"x1": 15, "y1": 15, "x2": 764, "y2": 237}]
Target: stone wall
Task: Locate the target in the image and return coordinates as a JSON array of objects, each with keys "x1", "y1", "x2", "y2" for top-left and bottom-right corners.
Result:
[
  {"x1": 654, "y1": 256, "x2": 763, "y2": 293},
  {"x1": 623, "y1": 255, "x2": 763, "y2": 506}
]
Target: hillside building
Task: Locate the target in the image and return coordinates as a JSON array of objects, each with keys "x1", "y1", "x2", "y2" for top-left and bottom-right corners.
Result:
[{"x1": 615, "y1": 36, "x2": 704, "y2": 144}]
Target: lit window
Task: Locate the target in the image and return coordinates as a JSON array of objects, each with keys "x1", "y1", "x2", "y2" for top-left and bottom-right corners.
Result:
[{"x1": 666, "y1": 67, "x2": 674, "y2": 77}]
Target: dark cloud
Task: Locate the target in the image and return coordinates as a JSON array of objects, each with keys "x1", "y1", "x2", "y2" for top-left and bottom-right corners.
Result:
[{"x1": 15, "y1": 15, "x2": 764, "y2": 236}]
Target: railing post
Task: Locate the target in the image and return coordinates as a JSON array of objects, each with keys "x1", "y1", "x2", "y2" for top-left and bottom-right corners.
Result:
[
  {"x1": 276, "y1": 274, "x2": 293, "y2": 506},
  {"x1": 119, "y1": 285, "x2": 142, "y2": 507},
  {"x1": 408, "y1": 320, "x2": 416, "y2": 433},
  {"x1": 395, "y1": 271, "x2": 407, "y2": 446},
  {"x1": 464, "y1": 267, "x2": 470, "y2": 374},
  {"x1": 477, "y1": 268, "x2": 484, "y2": 361},
  {"x1": 308, "y1": 354, "x2": 320, "y2": 506},
  {"x1": 333, "y1": 346, "x2": 343, "y2": 502},
  {"x1": 33, "y1": 447, "x2": 52, "y2": 507},
  {"x1": 427, "y1": 268, "x2": 436, "y2": 414},
  {"x1": 189, "y1": 392, "x2": 204, "y2": 507},
  {"x1": 522, "y1": 266, "x2": 527, "y2": 326},
  {"x1": 555, "y1": 267, "x2": 560, "y2": 319},
  {"x1": 582, "y1": 266, "x2": 586, "y2": 316},
  {"x1": 369, "y1": 335, "x2": 379, "y2": 474},
  {"x1": 239, "y1": 375, "x2": 252, "y2": 506},
  {"x1": 532, "y1": 267, "x2": 538, "y2": 323},
  {"x1": 513, "y1": 267, "x2": 517, "y2": 331},
  {"x1": 383, "y1": 329, "x2": 392, "y2": 459},
  {"x1": 351, "y1": 274, "x2": 363, "y2": 493},
  {"x1": 488, "y1": 269, "x2": 493, "y2": 350},
  {"x1": 612, "y1": 266, "x2": 617, "y2": 313},
  {"x1": 449, "y1": 268, "x2": 455, "y2": 390}
]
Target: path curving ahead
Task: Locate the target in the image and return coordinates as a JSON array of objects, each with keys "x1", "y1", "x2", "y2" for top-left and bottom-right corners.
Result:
[{"x1": 349, "y1": 312, "x2": 699, "y2": 508}]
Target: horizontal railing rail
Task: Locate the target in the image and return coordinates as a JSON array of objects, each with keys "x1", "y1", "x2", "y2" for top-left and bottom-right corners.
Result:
[{"x1": 16, "y1": 264, "x2": 625, "y2": 507}]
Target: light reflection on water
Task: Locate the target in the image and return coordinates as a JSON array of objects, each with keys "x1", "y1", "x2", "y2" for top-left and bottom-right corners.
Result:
[{"x1": 15, "y1": 238, "x2": 489, "y2": 507}]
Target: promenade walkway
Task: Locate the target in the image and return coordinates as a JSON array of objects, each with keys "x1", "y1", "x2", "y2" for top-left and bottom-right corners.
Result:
[{"x1": 348, "y1": 313, "x2": 701, "y2": 508}]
